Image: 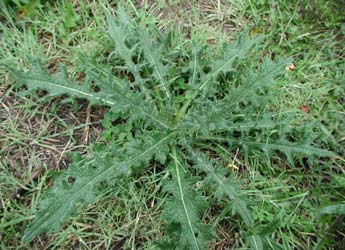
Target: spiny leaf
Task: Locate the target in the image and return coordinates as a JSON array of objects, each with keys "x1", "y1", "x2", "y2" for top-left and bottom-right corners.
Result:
[
  {"x1": 13, "y1": 62, "x2": 118, "y2": 106},
  {"x1": 199, "y1": 136, "x2": 335, "y2": 159},
  {"x1": 223, "y1": 58, "x2": 292, "y2": 108},
  {"x1": 179, "y1": 58, "x2": 292, "y2": 137},
  {"x1": 123, "y1": 131, "x2": 173, "y2": 166},
  {"x1": 23, "y1": 155, "x2": 130, "y2": 242},
  {"x1": 189, "y1": 150, "x2": 254, "y2": 226},
  {"x1": 107, "y1": 10, "x2": 138, "y2": 71},
  {"x1": 9, "y1": 61, "x2": 170, "y2": 129},
  {"x1": 197, "y1": 32, "x2": 261, "y2": 94},
  {"x1": 23, "y1": 132, "x2": 172, "y2": 242},
  {"x1": 316, "y1": 203, "x2": 345, "y2": 216},
  {"x1": 189, "y1": 150, "x2": 265, "y2": 249},
  {"x1": 247, "y1": 235, "x2": 264, "y2": 250},
  {"x1": 189, "y1": 150, "x2": 267, "y2": 250},
  {"x1": 162, "y1": 148, "x2": 216, "y2": 250},
  {"x1": 180, "y1": 99, "x2": 284, "y2": 136},
  {"x1": 140, "y1": 28, "x2": 171, "y2": 98},
  {"x1": 176, "y1": 32, "x2": 261, "y2": 121}
]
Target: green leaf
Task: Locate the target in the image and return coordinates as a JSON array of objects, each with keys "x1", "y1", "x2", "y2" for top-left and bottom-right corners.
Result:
[
  {"x1": 176, "y1": 32, "x2": 260, "y2": 121},
  {"x1": 64, "y1": 0, "x2": 79, "y2": 28},
  {"x1": 189, "y1": 150, "x2": 265, "y2": 249},
  {"x1": 23, "y1": 133, "x2": 173, "y2": 242},
  {"x1": 162, "y1": 148, "x2": 216, "y2": 250},
  {"x1": 198, "y1": 136, "x2": 335, "y2": 161},
  {"x1": 180, "y1": 99, "x2": 284, "y2": 136},
  {"x1": 23, "y1": 155, "x2": 130, "y2": 242},
  {"x1": 317, "y1": 203, "x2": 345, "y2": 216},
  {"x1": 224, "y1": 58, "x2": 292, "y2": 108},
  {"x1": 140, "y1": 28, "x2": 171, "y2": 98},
  {"x1": 197, "y1": 32, "x2": 260, "y2": 94},
  {"x1": 123, "y1": 131, "x2": 173, "y2": 167},
  {"x1": 247, "y1": 235, "x2": 264, "y2": 250},
  {"x1": 107, "y1": 10, "x2": 137, "y2": 70},
  {"x1": 9, "y1": 61, "x2": 170, "y2": 129},
  {"x1": 189, "y1": 150, "x2": 254, "y2": 226}
]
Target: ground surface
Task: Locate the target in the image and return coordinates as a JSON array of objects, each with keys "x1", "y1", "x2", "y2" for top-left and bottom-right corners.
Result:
[{"x1": 0, "y1": 0, "x2": 344, "y2": 249}]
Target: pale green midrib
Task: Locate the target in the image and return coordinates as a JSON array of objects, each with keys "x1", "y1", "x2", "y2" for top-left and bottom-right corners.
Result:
[
  {"x1": 190, "y1": 50, "x2": 197, "y2": 86},
  {"x1": 181, "y1": 118, "x2": 278, "y2": 130},
  {"x1": 61, "y1": 132, "x2": 175, "y2": 199},
  {"x1": 174, "y1": 156, "x2": 200, "y2": 250},
  {"x1": 251, "y1": 235, "x2": 261, "y2": 250},
  {"x1": 133, "y1": 104, "x2": 169, "y2": 129},
  {"x1": 143, "y1": 43, "x2": 170, "y2": 99},
  {"x1": 197, "y1": 136, "x2": 334, "y2": 155},
  {"x1": 29, "y1": 79, "x2": 115, "y2": 105},
  {"x1": 227, "y1": 59, "x2": 291, "y2": 109},
  {"x1": 25, "y1": 132, "x2": 175, "y2": 241},
  {"x1": 210, "y1": 171, "x2": 236, "y2": 199},
  {"x1": 81, "y1": 56, "x2": 113, "y2": 80},
  {"x1": 197, "y1": 54, "x2": 236, "y2": 91},
  {"x1": 176, "y1": 52, "x2": 238, "y2": 122},
  {"x1": 149, "y1": 53, "x2": 168, "y2": 94},
  {"x1": 26, "y1": 78, "x2": 170, "y2": 129}
]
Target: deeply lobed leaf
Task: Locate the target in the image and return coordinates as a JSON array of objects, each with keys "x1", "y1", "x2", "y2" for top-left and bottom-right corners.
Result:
[
  {"x1": 23, "y1": 154, "x2": 131, "y2": 242},
  {"x1": 22, "y1": 131, "x2": 172, "y2": 242},
  {"x1": 162, "y1": 150, "x2": 216, "y2": 250}
]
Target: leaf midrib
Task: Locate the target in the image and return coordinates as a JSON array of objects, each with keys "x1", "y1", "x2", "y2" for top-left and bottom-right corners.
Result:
[
  {"x1": 25, "y1": 78, "x2": 170, "y2": 129},
  {"x1": 198, "y1": 136, "x2": 335, "y2": 156},
  {"x1": 24, "y1": 132, "x2": 175, "y2": 242},
  {"x1": 172, "y1": 147, "x2": 200, "y2": 250},
  {"x1": 29, "y1": 79, "x2": 115, "y2": 105}
]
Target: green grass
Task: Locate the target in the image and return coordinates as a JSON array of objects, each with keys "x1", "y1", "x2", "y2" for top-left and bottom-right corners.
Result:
[{"x1": 1, "y1": 0, "x2": 344, "y2": 249}]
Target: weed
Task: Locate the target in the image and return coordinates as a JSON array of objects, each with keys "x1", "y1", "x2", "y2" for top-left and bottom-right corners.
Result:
[
  {"x1": 7, "y1": 7, "x2": 336, "y2": 249},
  {"x1": 1, "y1": 1, "x2": 344, "y2": 249}
]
